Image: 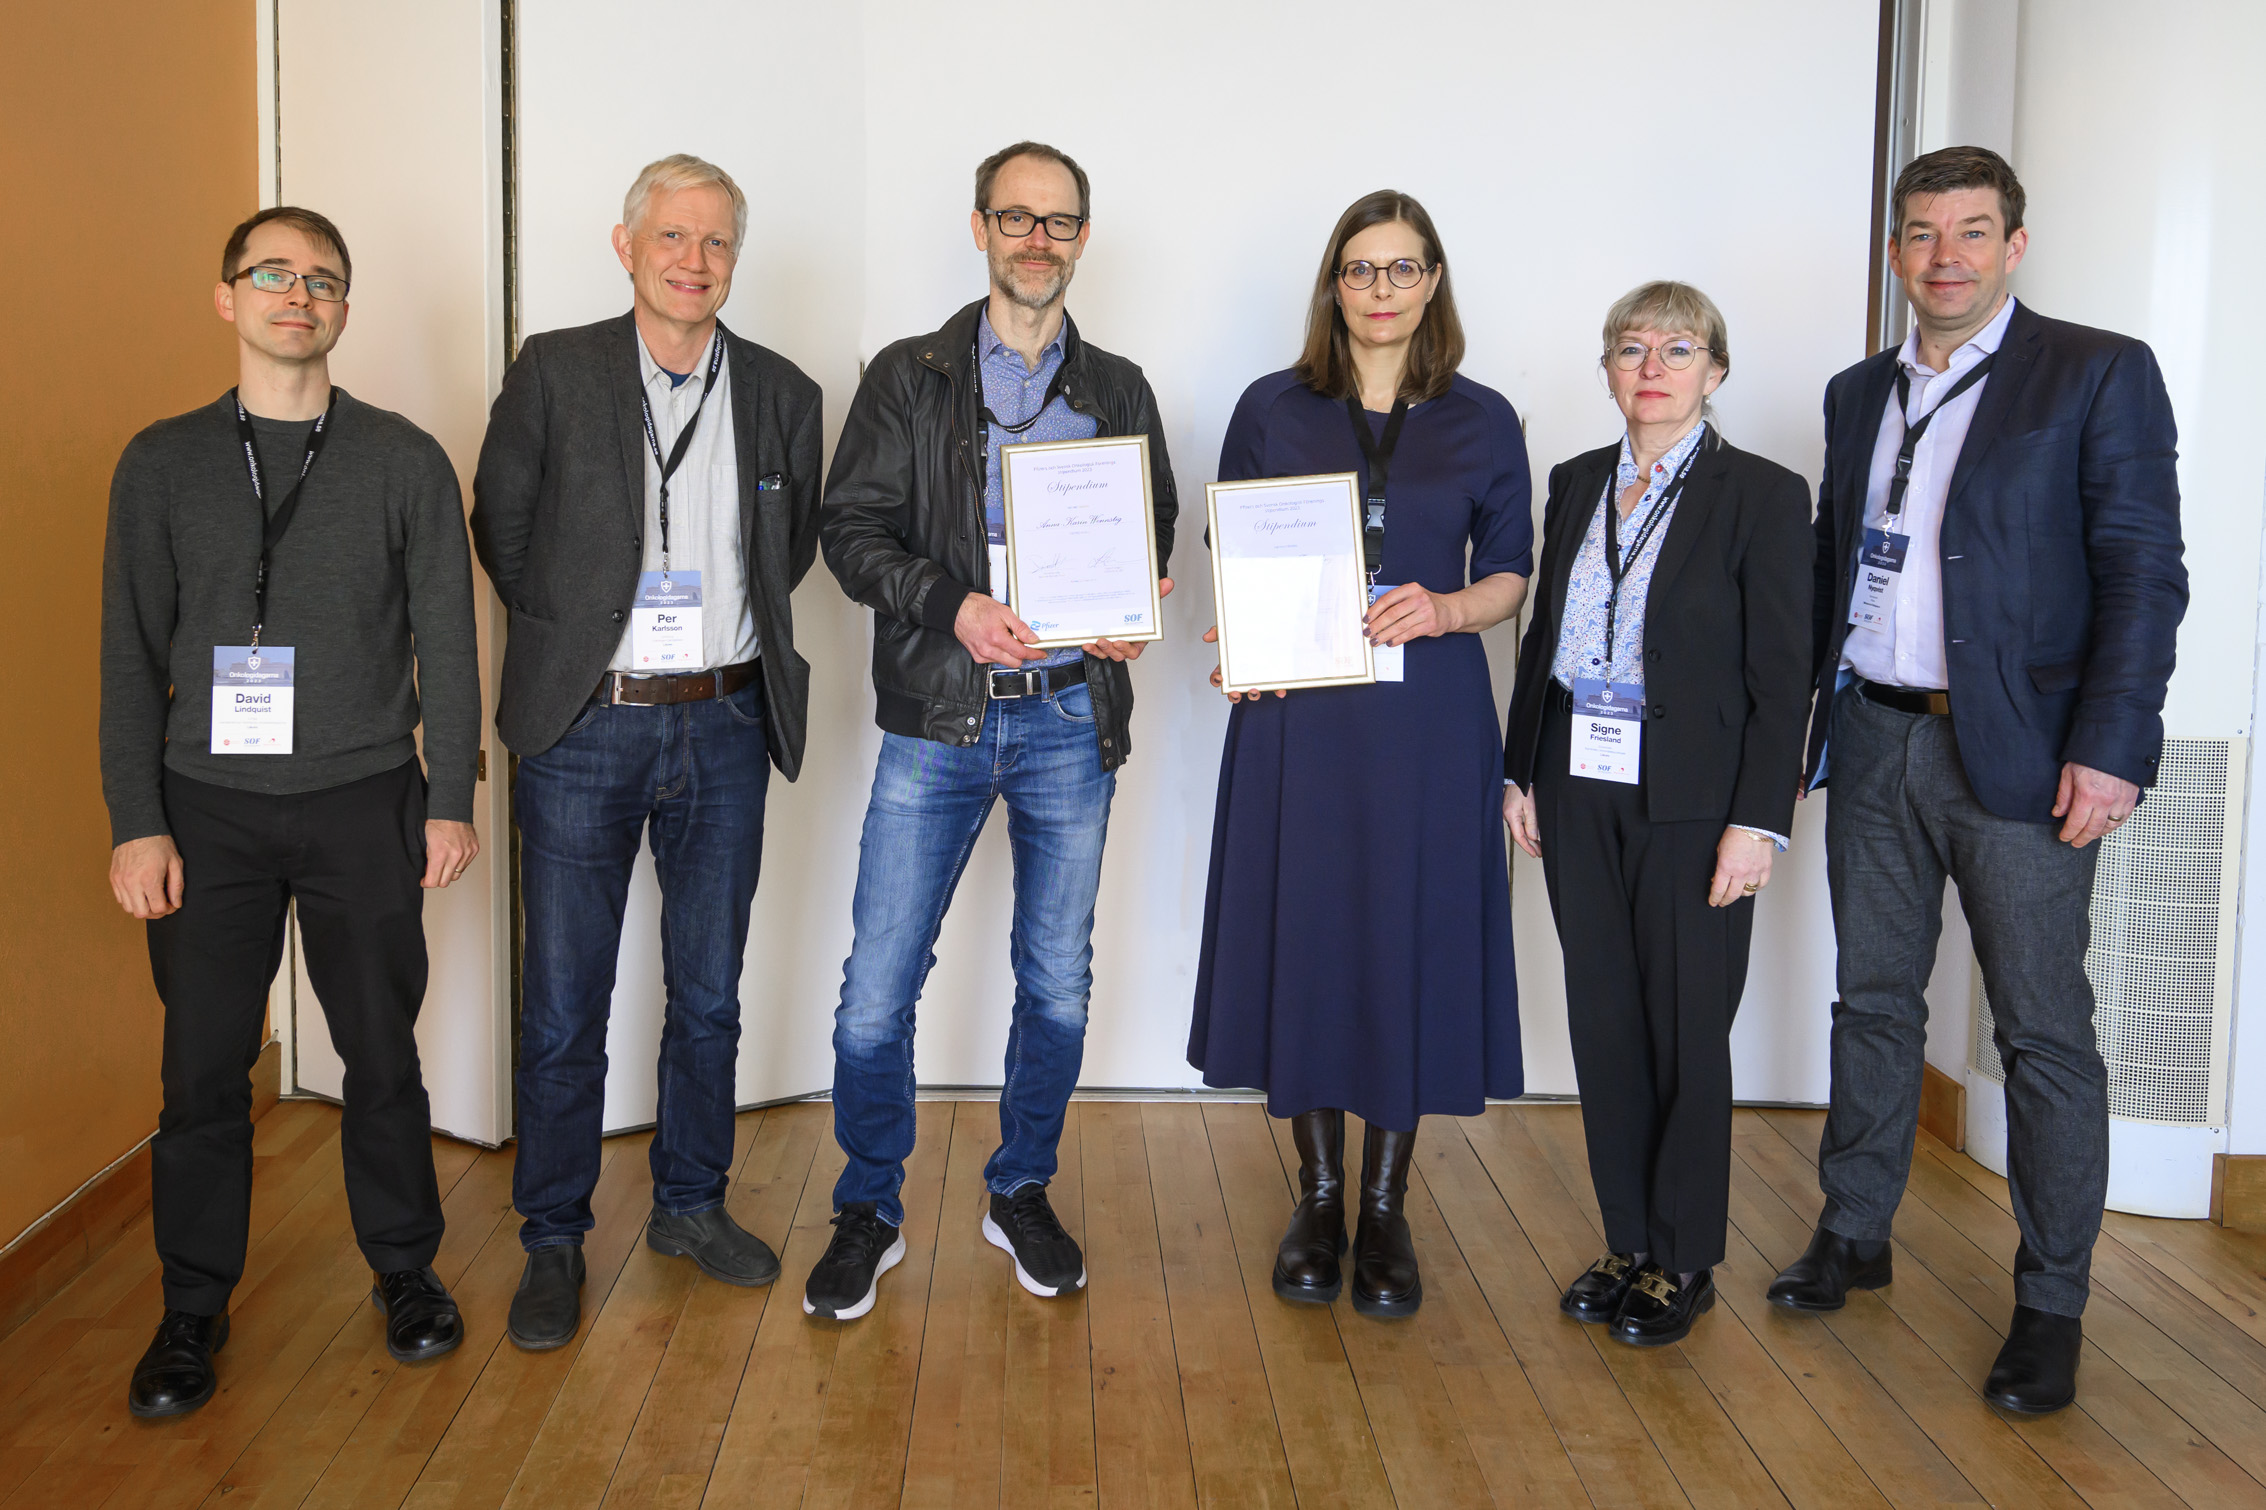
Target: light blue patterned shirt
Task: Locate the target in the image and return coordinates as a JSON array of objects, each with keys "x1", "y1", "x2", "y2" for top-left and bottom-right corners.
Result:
[
  {"x1": 1550, "y1": 421, "x2": 1708, "y2": 690},
  {"x1": 978, "y1": 309, "x2": 1094, "y2": 670}
]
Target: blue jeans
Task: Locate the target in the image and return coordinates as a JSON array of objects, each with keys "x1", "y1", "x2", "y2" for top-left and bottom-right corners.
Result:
[
  {"x1": 832, "y1": 680, "x2": 1115, "y2": 1226},
  {"x1": 513, "y1": 683, "x2": 771, "y2": 1250}
]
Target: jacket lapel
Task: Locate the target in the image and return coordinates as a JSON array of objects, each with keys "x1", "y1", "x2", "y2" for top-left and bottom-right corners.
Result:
[
  {"x1": 1643, "y1": 437, "x2": 1727, "y2": 606},
  {"x1": 611, "y1": 314, "x2": 650, "y2": 535},
  {"x1": 1943, "y1": 301, "x2": 2042, "y2": 515},
  {"x1": 1843, "y1": 354, "x2": 1899, "y2": 539},
  {"x1": 721, "y1": 323, "x2": 768, "y2": 621},
  {"x1": 1548, "y1": 454, "x2": 1610, "y2": 631}
]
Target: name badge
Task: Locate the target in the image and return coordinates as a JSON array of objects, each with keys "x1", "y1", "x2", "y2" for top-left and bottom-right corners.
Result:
[
  {"x1": 1569, "y1": 676, "x2": 1640, "y2": 784},
  {"x1": 632, "y1": 570, "x2": 703, "y2": 668},
  {"x1": 1848, "y1": 527, "x2": 1909, "y2": 630},
  {"x1": 1367, "y1": 583, "x2": 1405, "y2": 682},
  {"x1": 212, "y1": 646, "x2": 294, "y2": 754}
]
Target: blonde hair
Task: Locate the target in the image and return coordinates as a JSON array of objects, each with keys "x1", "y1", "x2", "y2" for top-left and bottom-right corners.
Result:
[
  {"x1": 622, "y1": 154, "x2": 748, "y2": 249},
  {"x1": 1601, "y1": 280, "x2": 1729, "y2": 378}
]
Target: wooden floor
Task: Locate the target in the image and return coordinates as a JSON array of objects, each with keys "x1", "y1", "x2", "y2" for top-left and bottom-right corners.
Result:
[{"x1": 6, "y1": 1100, "x2": 2266, "y2": 1509}]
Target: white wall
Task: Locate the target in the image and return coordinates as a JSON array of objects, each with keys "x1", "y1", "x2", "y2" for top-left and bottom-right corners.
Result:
[{"x1": 516, "y1": 0, "x2": 1879, "y2": 1120}]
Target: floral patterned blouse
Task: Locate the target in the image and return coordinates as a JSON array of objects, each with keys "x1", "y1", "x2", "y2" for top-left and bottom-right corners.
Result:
[{"x1": 1548, "y1": 421, "x2": 1709, "y2": 690}]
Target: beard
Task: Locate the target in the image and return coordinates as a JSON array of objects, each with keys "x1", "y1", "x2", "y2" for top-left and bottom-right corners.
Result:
[{"x1": 990, "y1": 244, "x2": 1072, "y2": 310}]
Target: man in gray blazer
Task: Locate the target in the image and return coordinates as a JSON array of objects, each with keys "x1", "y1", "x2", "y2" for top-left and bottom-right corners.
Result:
[{"x1": 471, "y1": 153, "x2": 822, "y2": 1349}]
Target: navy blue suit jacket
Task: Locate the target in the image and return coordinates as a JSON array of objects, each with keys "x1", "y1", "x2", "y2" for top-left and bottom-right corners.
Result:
[{"x1": 1805, "y1": 300, "x2": 2187, "y2": 823}]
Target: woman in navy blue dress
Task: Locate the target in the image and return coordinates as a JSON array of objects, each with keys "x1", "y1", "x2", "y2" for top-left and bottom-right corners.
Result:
[{"x1": 1189, "y1": 191, "x2": 1532, "y2": 1317}]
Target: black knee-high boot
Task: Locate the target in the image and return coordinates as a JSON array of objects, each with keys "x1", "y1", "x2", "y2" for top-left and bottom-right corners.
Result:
[
  {"x1": 1273, "y1": 1109, "x2": 1346, "y2": 1303},
  {"x1": 1352, "y1": 1122, "x2": 1420, "y2": 1317}
]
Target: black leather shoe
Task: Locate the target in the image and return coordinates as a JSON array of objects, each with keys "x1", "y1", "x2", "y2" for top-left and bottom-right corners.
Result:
[
  {"x1": 1273, "y1": 1109, "x2": 1347, "y2": 1304},
  {"x1": 508, "y1": 1245, "x2": 586, "y2": 1351},
  {"x1": 1984, "y1": 1305, "x2": 2082, "y2": 1413},
  {"x1": 372, "y1": 1266, "x2": 463, "y2": 1363},
  {"x1": 1561, "y1": 1252, "x2": 1641, "y2": 1324},
  {"x1": 1350, "y1": 1124, "x2": 1421, "y2": 1318},
  {"x1": 127, "y1": 1309, "x2": 229, "y2": 1418},
  {"x1": 1766, "y1": 1226, "x2": 1892, "y2": 1311},
  {"x1": 1612, "y1": 1265, "x2": 1715, "y2": 1346},
  {"x1": 646, "y1": 1205, "x2": 781, "y2": 1286}
]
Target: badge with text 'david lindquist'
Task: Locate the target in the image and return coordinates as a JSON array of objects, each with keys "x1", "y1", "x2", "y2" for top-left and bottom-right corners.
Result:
[{"x1": 212, "y1": 646, "x2": 294, "y2": 753}]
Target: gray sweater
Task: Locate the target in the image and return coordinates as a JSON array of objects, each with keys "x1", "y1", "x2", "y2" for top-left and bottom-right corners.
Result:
[{"x1": 101, "y1": 390, "x2": 481, "y2": 844}]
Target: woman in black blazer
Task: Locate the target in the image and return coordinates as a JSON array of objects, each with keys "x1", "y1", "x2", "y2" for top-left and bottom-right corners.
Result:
[{"x1": 1502, "y1": 281, "x2": 1812, "y2": 1345}]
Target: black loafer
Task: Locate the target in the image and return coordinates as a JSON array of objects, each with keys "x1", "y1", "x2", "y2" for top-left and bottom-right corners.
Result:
[
  {"x1": 372, "y1": 1266, "x2": 464, "y2": 1363},
  {"x1": 1766, "y1": 1226, "x2": 1892, "y2": 1311},
  {"x1": 1561, "y1": 1252, "x2": 1640, "y2": 1324},
  {"x1": 1611, "y1": 1265, "x2": 1715, "y2": 1347},
  {"x1": 646, "y1": 1205, "x2": 781, "y2": 1286},
  {"x1": 508, "y1": 1245, "x2": 586, "y2": 1351},
  {"x1": 1984, "y1": 1305, "x2": 2082, "y2": 1413},
  {"x1": 128, "y1": 1309, "x2": 229, "y2": 1418}
]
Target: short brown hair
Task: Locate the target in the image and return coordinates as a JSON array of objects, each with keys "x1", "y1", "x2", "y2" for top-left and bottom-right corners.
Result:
[
  {"x1": 1293, "y1": 190, "x2": 1464, "y2": 405},
  {"x1": 1892, "y1": 145, "x2": 2026, "y2": 236},
  {"x1": 974, "y1": 141, "x2": 1090, "y2": 221},
  {"x1": 221, "y1": 206, "x2": 352, "y2": 285}
]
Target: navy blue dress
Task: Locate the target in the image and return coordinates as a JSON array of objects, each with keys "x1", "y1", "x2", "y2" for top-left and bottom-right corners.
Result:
[{"x1": 1188, "y1": 370, "x2": 1534, "y2": 1129}]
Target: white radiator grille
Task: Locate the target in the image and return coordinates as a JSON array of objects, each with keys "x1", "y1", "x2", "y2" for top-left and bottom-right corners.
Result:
[{"x1": 1972, "y1": 739, "x2": 2240, "y2": 1125}]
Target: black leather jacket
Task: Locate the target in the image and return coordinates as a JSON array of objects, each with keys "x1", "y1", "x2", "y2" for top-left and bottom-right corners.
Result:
[{"x1": 820, "y1": 298, "x2": 1178, "y2": 770}]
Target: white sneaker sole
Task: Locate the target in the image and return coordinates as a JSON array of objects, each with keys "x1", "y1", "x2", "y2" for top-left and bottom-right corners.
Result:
[
  {"x1": 982, "y1": 1212, "x2": 1088, "y2": 1297},
  {"x1": 803, "y1": 1231, "x2": 906, "y2": 1321}
]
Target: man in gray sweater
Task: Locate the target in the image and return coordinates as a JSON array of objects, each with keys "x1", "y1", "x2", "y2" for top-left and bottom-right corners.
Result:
[{"x1": 100, "y1": 206, "x2": 481, "y2": 1417}]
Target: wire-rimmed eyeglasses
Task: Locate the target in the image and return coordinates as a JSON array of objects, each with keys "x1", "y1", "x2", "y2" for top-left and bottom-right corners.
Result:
[
  {"x1": 1337, "y1": 258, "x2": 1434, "y2": 291},
  {"x1": 1606, "y1": 338, "x2": 1719, "y2": 372},
  {"x1": 231, "y1": 266, "x2": 349, "y2": 303},
  {"x1": 983, "y1": 208, "x2": 1087, "y2": 242}
]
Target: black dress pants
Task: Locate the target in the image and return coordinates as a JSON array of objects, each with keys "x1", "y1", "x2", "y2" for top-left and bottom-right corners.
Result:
[
  {"x1": 1533, "y1": 704, "x2": 1753, "y2": 1273},
  {"x1": 148, "y1": 760, "x2": 445, "y2": 1314}
]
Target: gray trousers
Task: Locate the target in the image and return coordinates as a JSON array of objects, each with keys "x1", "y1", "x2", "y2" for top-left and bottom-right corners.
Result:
[{"x1": 1820, "y1": 686, "x2": 2107, "y2": 1316}]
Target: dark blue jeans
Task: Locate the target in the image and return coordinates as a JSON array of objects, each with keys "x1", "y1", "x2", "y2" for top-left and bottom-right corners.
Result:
[
  {"x1": 513, "y1": 683, "x2": 770, "y2": 1250},
  {"x1": 832, "y1": 680, "x2": 1114, "y2": 1227}
]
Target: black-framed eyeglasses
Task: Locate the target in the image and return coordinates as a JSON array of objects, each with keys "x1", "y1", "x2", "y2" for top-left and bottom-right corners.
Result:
[
  {"x1": 983, "y1": 208, "x2": 1086, "y2": 242},
  {"x1": 1337, "y1": 258, "x2": 1434, "y2": 290},
  {"x1": 1606, "y1": 338, "x2": 1718, "y2": 372},
  {"x1": 231, "y1": 266, "x2": 349, "y2": 303}
]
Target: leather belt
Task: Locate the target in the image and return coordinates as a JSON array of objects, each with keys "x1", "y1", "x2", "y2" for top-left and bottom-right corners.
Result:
[
  {"x1": 988, "y1": 659, "x2": 1087, "y2": 700},
  {"x1": 595, "y1": 658, "x2": 760, "y2": 707},
  {"x1": 1854, "y1": 675, "x2": 1951, "y2": 717}
]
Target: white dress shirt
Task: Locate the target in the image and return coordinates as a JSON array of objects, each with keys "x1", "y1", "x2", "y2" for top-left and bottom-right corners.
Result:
[
  {"x1": 609, "y1": 329, "x2": 759, "y2": 672},
  {"x1": 1842, "y1": 295, "x2": 2017, "y2": 690}
]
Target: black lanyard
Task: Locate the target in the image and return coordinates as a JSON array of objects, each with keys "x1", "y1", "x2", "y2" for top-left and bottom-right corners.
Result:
[
  {"x1": 233, "y1": 390, "x2": 336, "y2": 649},
  {"x1": 637, "y1": 334, "x2": 727, "y2": 567},
  {"x1": 1599, "y1": 433, "x2": 1704, "y2": 682},
  {"x1": 1886, "y1": 352, "x2": 1995, "y2": 522},
  {"x1": 974, "y1": 335, "x2": 1072, "y2": 444},
  {"x1": 1344, "y1": 395, "x2": 1410, "y2": 580}
]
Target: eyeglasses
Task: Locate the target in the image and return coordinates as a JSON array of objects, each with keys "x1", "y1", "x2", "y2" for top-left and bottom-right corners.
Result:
[
  {"x1": 1606, "y1": 338, "x2": 1717, "y2": 372},
  {"x1": 983, "y1": 208, "x2": 1086, "y2": 242},
  {"x1": 1338, "y1": 259, "x2": 1434, "y2": 290},
  {"x1": 231, "y1": 266, "x2": 349, "y2": 302}
]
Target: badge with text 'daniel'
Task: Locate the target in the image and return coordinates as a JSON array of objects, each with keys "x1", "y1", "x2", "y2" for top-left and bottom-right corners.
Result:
[
  {"x1": 212, "y1": 646, "x2": 295, "y2": 754},
  {"x1": 632, "y1": 570, "x2": 703, "y2": 669},
  {"x1": 1848, "y1": 527, "x2": 1908, "y2": 631},
  {"x1": 1569, "y1": 676, "x2": 1640, "y2": 784}
]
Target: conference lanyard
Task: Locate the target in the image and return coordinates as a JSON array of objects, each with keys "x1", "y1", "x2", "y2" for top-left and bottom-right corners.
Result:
[
  {"x1": 637, "y1": 334, "x2": 727, "y2": 572},
  {"x1": 1885, "y1": 352, "x2": 1995, "y2": 523},
  {"x1": 1344, "y1": 395, "x2": 1410, "y2": 582},
  {"x1": 1598, "y1": 434, "x2": 1703, "y2": 686},
  {"x1": 232, "y1": 389, "x2": 336, "y2": 650},
  {"x1": 973, "y1": 335, "x2": 1073, "y2": 443}
]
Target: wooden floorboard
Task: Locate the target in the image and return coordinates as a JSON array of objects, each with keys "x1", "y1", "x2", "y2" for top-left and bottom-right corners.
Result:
[{"x1": 13, "y1": 1097, "x2": 2266, "y2": 1509}]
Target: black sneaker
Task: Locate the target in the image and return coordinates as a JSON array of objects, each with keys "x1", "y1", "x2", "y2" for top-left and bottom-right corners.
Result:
[
  {"x1": 802, "y1": 1203, "x2": 905, "y2": 1321},
  {"x1": 983, "y1": 1185, "x2": 1086, "y2": 1297}
]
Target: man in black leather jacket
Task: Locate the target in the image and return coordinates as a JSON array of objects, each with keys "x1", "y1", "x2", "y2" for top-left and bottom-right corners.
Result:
[{"x1": 807, "y1": 142, "x2": 1177, "y2": 1321}]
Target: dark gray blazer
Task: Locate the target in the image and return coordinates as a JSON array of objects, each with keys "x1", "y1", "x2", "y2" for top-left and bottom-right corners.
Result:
[{"x1": 471, "y1": 313, "x2": 823, "y2": 775}]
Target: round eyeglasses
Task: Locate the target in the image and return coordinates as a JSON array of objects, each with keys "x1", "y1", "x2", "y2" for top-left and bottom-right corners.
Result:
[
  {"x1": 983, "y1": 208, "x2": 1087, "y2": 242},
  {"x1": 1607, "y1": 338, "x2": 1718, "y2": 372},
  {"x1": 231, "y1": 266, "x2": 349, "y2": 303},
  {"x1": 1337, "y1": 259, "x2": 1434, "y2": 291}
]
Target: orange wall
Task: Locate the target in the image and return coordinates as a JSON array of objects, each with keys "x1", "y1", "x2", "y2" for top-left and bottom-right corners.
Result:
[{"x1": 0, "y1": 4, "x2": 256, "y2": 1245}]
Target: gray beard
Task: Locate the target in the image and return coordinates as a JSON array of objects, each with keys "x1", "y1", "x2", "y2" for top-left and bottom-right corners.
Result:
[{"x1": 993, "y1": 255, "x2": 1071, "y2": 311}]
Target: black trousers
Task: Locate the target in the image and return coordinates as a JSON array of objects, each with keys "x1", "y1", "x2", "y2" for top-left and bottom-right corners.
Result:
[
  {"x1": 148, "y1": 761, "x2": 445, "y2": 1314},
  {"x1": 1533, "y1": 704, "x2": 1754, "y2": 1272}
]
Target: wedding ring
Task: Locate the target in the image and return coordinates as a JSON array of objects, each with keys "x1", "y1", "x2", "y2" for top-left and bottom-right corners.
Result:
[{"x1": 1742, "y1": 882, "x2": 1760, "y2": 894}]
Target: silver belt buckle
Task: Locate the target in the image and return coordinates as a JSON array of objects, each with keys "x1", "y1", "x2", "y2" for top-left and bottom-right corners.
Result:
[{"x1": 989, "y1": 668, "x2": 1042, "y2": 700}]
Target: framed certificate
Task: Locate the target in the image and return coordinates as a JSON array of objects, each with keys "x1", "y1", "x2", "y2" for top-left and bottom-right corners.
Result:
[
  {"x1": 1205, "y1": 472, "x2": 1376, "y2": 694},
  {"x1": 1001, "y1": 434, "x2": 1164, "y2": 648}
]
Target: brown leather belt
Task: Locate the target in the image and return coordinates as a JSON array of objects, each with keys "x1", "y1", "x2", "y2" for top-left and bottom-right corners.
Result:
[
  {"x1": 594, "y1": 658, "x2": 760, "y2": 707},
  {"x1": 1854, "y1": 675, "x2": 1951, "y2": 717}
]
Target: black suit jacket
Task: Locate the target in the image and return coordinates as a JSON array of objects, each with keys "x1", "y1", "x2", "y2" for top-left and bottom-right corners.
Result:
[
  {"x1": 471, "y1": 313, "x2": 824, "y2": 774},
  {"x1": 1505, "y1": 429, "x2": 1814, "y2": 837},
  {"x1": 1806, "y1": 301, "x2": 2186, "y2": 821}
]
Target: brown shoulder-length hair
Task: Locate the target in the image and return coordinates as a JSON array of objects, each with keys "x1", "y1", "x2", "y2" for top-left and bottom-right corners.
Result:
[{"x1": 1293, "y1": 190, "x2": 1464, "y2": 403}]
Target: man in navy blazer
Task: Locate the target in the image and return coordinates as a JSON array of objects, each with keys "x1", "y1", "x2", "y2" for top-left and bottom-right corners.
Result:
[{"x1": 1768, "y1": 147, "x2": 2186, "y2": 1415}]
